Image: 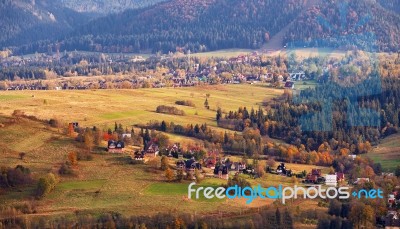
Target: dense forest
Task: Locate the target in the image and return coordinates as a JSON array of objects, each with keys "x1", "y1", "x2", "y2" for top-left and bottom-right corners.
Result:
[
  {"x1": 0, "y1": 0, "x2": 94, "y2": 48},
  {"x1": 220, "y1": 77, "x2": 400, "y2": 154},
  {"x1": 283, "y1": 0, "x2": 400, "y2": 52},
  {"x1": 15, "y1": 0, "x2": 304, "y2": 54},
  {"x1": 59, "y1": 0, "x2": 167, "y2": 14},
  {"x1": 8, "y1": 0, "x2": 400, "y2": 55}
]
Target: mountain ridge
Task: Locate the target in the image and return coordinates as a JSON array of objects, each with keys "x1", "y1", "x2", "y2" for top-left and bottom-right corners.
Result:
[{"x1": 3, "y1": 0, "x2": 400, "y2": 54}]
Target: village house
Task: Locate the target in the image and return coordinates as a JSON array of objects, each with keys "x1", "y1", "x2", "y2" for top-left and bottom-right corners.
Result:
[
  {"x1": 385, "y1": 211, "x2": 400, "y2": 227},
  {"x1": 336, "y1": 172, "x2": 345, "y2": 182},
  {"x1": 176, "y1": 159, "x2": 202, "y2": 175},
  {"x1": 107, "y1": 140, "x2": 125, "y2": 153},
  {"x1": 143, "y1": 140, "x2": 159, "y2": 158},
  {"x1": 325, "y1": 174, "x2": 338, "y2": 186},
  {"x1": 166, "y1": 143, "x2": 181, "y2": 157},
  {"x1": 214, "y1": 163, "x2": 229, "y2": 180},
  {"x1": 204, "y1": 150, "x2": 218, "y2": 169},
  {"x1": 354, "y1": 178, "x2": 370, "y2": 185},
  {"x1": 227, "y1": 162, "x2": 246, "y2": 173},
  {"x1": 284, "y1": 81, "x2": 295, "y2": 89},
  {"x1": 304, "y1": 169, "x2": 324, "y2": 184}
]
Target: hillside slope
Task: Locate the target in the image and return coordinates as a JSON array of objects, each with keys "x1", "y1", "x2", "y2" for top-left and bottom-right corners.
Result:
[
  {"x1": 0, "y1": 0, "x2": 92, "y2": 47},
  {"x1": 58, "y1": 0, "x2": 167, "y2": 14},
  {"x1": 6, "y1": 0, "x2": 400, "y2": 54},
  {"x1": 283, "y1": 0, "x2": 400, "y2": 52}
]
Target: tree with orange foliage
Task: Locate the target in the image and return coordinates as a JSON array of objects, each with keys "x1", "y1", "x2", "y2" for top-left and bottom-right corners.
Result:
[
  {"x1": 339, "y1": 148, "x2": 350, "y2": 156},
  {"x1": 364, "y1": 165, "x2": 375, "y2": 178},
  {"x1": 68, "y1": 152, "x2": 78, "y2": 166},
  {"x1": 68, "y1": 123, "x2": 74, "y2": 136}
]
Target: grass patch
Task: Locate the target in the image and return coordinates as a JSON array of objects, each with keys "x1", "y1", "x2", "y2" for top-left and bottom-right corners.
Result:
[
  {"x1": 0, "y1": 95, "x2": 28, "y2": 101},
  {"x1": 367, "y1": 134, "x2": 400, "y2": 171},
  {"x1": 145, "y1": 182, "x2": 223, "y2": 202},
  {"x1": 58, "y1": 180, "x2": 107, "y2": 191}
]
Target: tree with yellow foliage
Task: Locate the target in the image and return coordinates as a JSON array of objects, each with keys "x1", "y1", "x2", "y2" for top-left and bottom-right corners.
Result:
[{"x1": 165, "y1": 168, "x2": 174, "y2": 182}]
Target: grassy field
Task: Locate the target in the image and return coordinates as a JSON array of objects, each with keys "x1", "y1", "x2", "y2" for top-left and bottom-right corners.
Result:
[
  {"x1": 368, "y1": 134, "x2": 400, "y2": 171},
  {"x1": 0, "y1": 84, "x2": 282, "y2": 143},
  {"x1": 0, "y1": 84, "x2": 284, "y2": 219},
  {"x1": 0, "y1": 117, "x2": 270, "y2": 218}
]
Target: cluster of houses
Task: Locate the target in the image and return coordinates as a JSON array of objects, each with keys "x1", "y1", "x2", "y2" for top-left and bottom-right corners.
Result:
[{"x1": 1, "y1": 49, "x2": 314, "y2": 91}]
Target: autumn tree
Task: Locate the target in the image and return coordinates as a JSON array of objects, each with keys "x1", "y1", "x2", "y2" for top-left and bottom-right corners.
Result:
[
  {"x1": 176, "y1": 169, "x2": 184, "y2": 182},
  {"x1": 19, "y1": 152, "x2": 26, "y2": 160},
  {"x1": 267, "y1": 158, "x2": 276, "y2": 168},
  {"x1": 165, "y1": 168, "x2": 174, "y2": 182},
  {"x1": 68, "y1": 152, "x2": 78, "y2": 166},
  {"x1": 83, "y1": 130, "x2": 95, "y2": 151},
  {"x1": 349, "y1": 202, "x2": 375, "y2": 229},
  {"x1": 36, "y1": 173, "x2": 58, "y2": 199},
  {"x1": 161, "y1": 156, "x2": 169, "y2": 171}
]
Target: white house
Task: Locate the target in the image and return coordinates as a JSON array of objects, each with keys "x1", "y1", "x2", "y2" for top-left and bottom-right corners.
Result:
[{"x1": 325, "y1": 174, "x2": 338, "y2": 186}]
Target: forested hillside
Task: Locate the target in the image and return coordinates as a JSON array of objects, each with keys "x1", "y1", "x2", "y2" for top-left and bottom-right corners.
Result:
[
  {"x1": 3, "y1": 0, "x2": 400, "y2": 54},
  {"x1": 0, "y1": 0, "x2": 92, "y2": 47},
  {"x1": 15, "y1": 0, "x2": 306, "y2": 54},
  {"x1": 283, "y1": 0, "x2": 400, "y2": 52},
  {"x1": 378, "y1": 0, "x2": 400, "y2": 14},
  {"x1": 58, "y1": 0, "x2": 167, "y2": 14}
]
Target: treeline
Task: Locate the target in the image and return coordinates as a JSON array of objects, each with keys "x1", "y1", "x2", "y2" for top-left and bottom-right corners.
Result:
[
  {"x1": 221, "y1": 77, "x2": 400, "y2": 154},
  {"x1": 175, "y1": 100, "x2": 196, "y2": 107},
  {"x1": 0, "y1": 207, "x2": 294, "y2": 229},
  {"x1": 156, "y1": 105, "x2": 185, "y2": 116},
  {"x1": 145, "y1": 120, "x2": 262, "y2": 156}
]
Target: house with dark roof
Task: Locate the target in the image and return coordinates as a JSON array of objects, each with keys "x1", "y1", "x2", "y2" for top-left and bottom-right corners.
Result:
[
  {"x1": 284, "y1": 81, "x2": 295, "y2": 89},
  {"x1": 144, "y1": 141, "x2": 159, "y2": 158},
  {"x1": 214, "y1": 163, "x2": 229, "y2": 180},
  {"x1": 108, "y1": 140, "x2": 125, "y2": 153},
  {"x1": 167, "y1": 143, "x2": 181, "y2": 157},
  {"x1": 176, "y1": 159, "x2": 202, "y2": 175}
]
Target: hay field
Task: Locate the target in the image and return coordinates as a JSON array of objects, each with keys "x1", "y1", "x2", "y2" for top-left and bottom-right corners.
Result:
[{"x1": 0, "y1": 84, "x2": 282, "y2": 131}]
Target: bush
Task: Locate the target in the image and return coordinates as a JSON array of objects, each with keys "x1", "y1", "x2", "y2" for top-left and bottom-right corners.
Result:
[
  {"x1": 175, "y1": 100, "x2": 196, "y2": 107},
  {"x1": 0, "y1": 165, "x2": 32, "y2": 188},
  {"x1": 58, "y1": 163, "x2": 76, "y2": 176},
  {"x1": 49, "y1": 119, "x2": 63, "y2": 128},
  {"x1": 77, "y1": 151, "x2": 93, "y2": 161},
  {"x1": 35, "y1": 173, "x2": 58, "y2": 199},
  {"x1": 156, "y1": 105, "x2": 185, "y2": 116},
  {"x1": 226, "y1": 173, "x2": 251, "y2": 189}
]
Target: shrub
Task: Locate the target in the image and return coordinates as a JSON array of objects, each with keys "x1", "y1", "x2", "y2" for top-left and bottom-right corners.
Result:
[
  {"x1": 35, "y1": 173, "x2": 58, "y2": 199},
  {"x1": 226, "y1": 173, "x2": 251, "y2": 189},
  {"x1": 156, "y1": 105, "x2": 185, "y2": 116},
  {"x1": 175, "y1": 100, "x2": 196, "y2": 107},
  {"x1": 77, "y1": 151, "x2": 93, "y2": 161},
  {"x1": 58, "y1": 163, "x2": 76, "y2": 176},
  {"x1": 49, "y1": 119, "x2": 63, "y2": 128},
  {"x1": 0, "y1": 165, "x2": 32, "y2": 188}
]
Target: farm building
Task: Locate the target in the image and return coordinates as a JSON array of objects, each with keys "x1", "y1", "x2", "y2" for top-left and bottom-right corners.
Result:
[{"x1": 108, "y1": 140, "x2": 125, "y2": 153}]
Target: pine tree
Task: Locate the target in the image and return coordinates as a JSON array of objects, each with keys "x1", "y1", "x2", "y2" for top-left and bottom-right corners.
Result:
[{"x1": 204, "y1": 98, "x2": 209, "y2": 109}]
